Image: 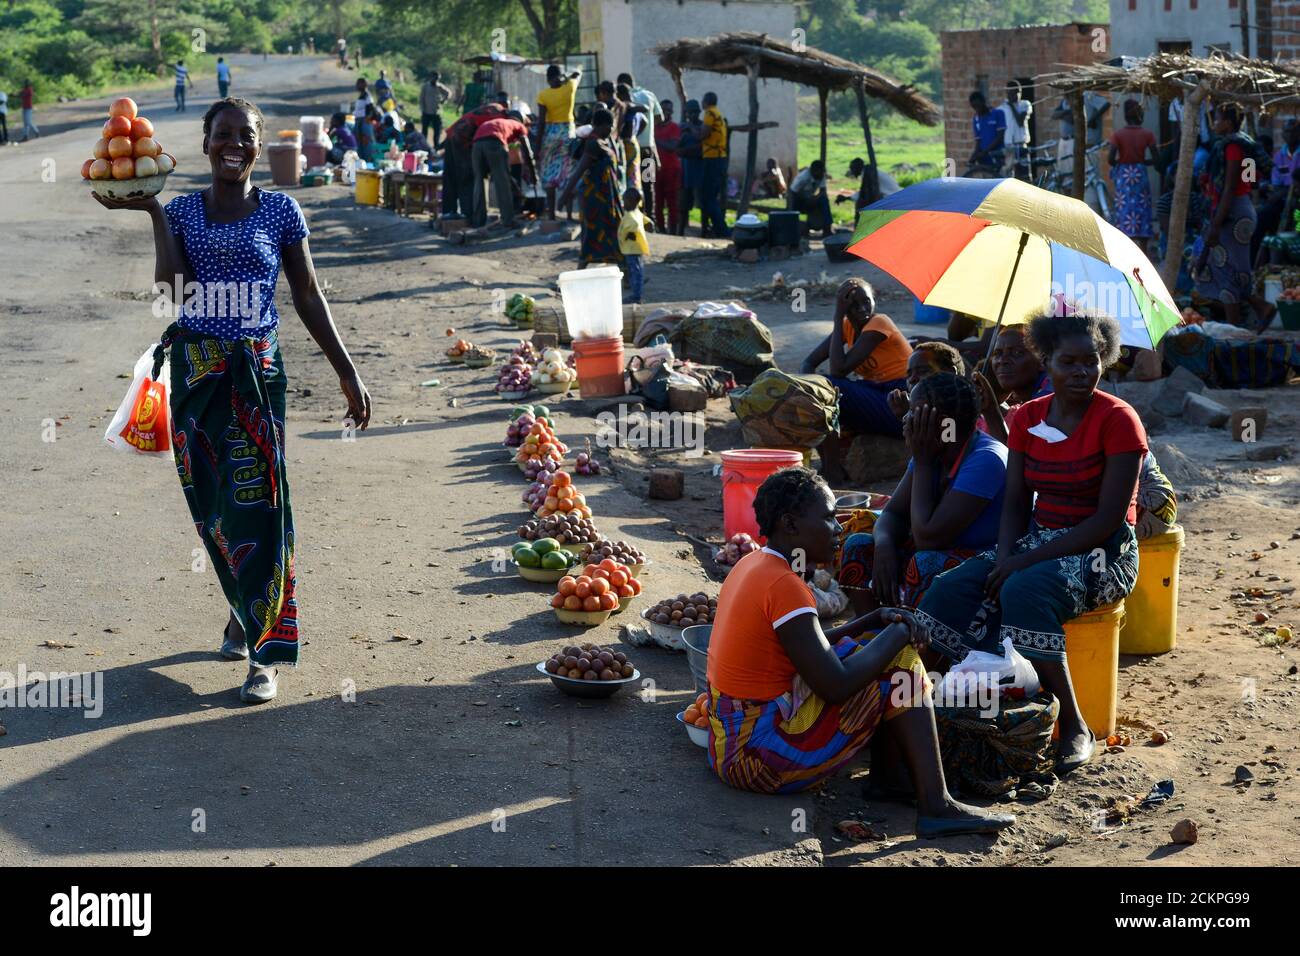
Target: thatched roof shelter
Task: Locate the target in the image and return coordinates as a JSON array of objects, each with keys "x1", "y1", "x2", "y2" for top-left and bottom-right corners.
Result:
[
  {"x1": 654, "y1": 31, "x2": 940, "y2": 125},
  {"x1": 1042, "y1": 51, "x2": 1300, "y2": 110},
  {"x1": 653, "y1": 32, "x2": 940, "y2": 217},
  {"x1": 1042, "y1": 52, "x2": 1300, "y2": 290}
]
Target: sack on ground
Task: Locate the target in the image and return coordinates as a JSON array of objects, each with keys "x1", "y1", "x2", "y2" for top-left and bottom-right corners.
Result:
[
  {"x1": 936, "y1": 691, "x2": 1060, "y2": 798},
  {"x1": 669, "y1": 301, "x2": 774, "y2": 380},
  {"x1": 104, "y1": 347, "x2": 172, "y2": 458},
  {"x1": 729, "y1": 368, "x2": 839, "y2": 449}
]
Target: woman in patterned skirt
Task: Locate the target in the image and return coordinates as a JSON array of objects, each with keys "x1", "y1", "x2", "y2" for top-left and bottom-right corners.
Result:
[
  {"x1": 704, "y1": 466, "x2": 1016, "y2": 837},
  {"x1": 916, "y1": 310, "x2": 1145, "y2": 772},
  {"x1": 559, "y1": 107, "x2": 625, "y2": 268},
  {"x1": 1194, "y1": 103, "x2": 1276, "y2": 330},
  {"x1": 93, "y1": 98, "x2": 371, "y2": 703},
  {"x1": 1106, "y1": 99, "x2": 1158, "y2": 256}
]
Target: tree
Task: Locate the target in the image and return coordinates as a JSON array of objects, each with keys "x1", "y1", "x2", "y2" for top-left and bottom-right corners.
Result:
[{"x1": 379, "y1": 0, "x2": 577, "y2": 59}]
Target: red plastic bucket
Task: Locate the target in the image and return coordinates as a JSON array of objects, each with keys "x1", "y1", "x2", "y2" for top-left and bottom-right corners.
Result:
[
  {"x1": 720, "y1": 448, "x2": 805, "y2": 543},
  {"x1": 573, "y1": 335, "x2": 626, "y2": 398}
]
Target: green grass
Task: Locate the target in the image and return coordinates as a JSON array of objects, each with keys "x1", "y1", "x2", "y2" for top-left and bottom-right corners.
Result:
[
  {"x1": 673, "y1": 113, "x2": 947, "y2": 231},
  {"x1": 797, "y1": 113, "x2": 947, "y2": 224}
]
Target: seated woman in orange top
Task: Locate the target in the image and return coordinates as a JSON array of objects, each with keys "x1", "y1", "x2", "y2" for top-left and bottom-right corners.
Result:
[
  {"x1": 704, "y1": 466, "x2": 1015, "y2": 838},
  {"x1": 801, "y1": 278, "x2": 913, "y2": 482}
]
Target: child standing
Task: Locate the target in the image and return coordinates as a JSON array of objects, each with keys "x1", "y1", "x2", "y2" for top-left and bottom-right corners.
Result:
[{"x1": 620, "y1": 186, "x2": 650, "y2": 303}]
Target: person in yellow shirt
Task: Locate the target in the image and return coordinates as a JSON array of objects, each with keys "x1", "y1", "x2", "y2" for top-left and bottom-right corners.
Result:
[
  {"x1": 535, "y1": 64, "x2": 582, "y2": 219},
  {"x1": 619, "y1": 186, "x2": 650, "y2": 303},
  {"x1": 699, "y1": 91, "x2": 730, "y2": 238}
]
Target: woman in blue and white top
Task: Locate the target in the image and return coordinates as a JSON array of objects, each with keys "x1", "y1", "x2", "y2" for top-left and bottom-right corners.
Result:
[{"x1": 93, "y1": 97, "x2": 371, "y2": 703}]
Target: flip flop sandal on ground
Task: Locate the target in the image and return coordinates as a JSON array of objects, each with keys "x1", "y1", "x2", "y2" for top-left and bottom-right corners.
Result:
[{"x1": 916, "y1": 810, "x2": 1016, "y2": 839}]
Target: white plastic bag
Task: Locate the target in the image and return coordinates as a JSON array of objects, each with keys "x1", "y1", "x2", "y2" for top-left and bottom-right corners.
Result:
[
  {"x1": 937, "y1": 637, "x2": 1040, "y2": 706},
  {"x1": 104, "y1": 347, "x2": 172, "y2": 458},
  {"x1": 810, "y1": 569, "x2": 850, "y2": 619}
]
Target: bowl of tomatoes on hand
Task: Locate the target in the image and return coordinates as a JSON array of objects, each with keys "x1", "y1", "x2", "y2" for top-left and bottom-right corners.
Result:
[
  {"x1": 678, "y1": 691, "x2": 713, "y2": 747},
  {"x1": 84, "y1": 98, "x2": 176, "y2": 200}
]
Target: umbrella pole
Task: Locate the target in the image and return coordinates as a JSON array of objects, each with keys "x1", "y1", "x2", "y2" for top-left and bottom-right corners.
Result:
[{"x1": 982, "y1": 231, "x2": 1030, "y2": 370}]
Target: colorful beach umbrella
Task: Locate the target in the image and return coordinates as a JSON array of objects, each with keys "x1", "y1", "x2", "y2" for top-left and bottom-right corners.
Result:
[{"x1": 846, "y1": 177, "x2": 1181, "y2": 351}]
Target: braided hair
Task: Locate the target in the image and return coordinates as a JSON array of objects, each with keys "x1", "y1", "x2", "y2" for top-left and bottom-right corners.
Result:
[
  {"x1": 911, "y1": 372, "x2": 981, "y2": 434},
  {"x1": 202, "y1": 97, "x2": 265, "y2": 140},
  {"x1": 752, "y1": 466, "x2": 828, "y2": 539},
  {"x1": 913, "y1": 340, "x2": 966, "y2": 377},
  {"x1": 1026, "y1": 309, "x2": 1122, "y2": 368}
]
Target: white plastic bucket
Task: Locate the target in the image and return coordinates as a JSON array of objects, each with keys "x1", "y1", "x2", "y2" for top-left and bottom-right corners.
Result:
[{"x1": 557, "y1": 266, "x2": 623, "y2": 340}]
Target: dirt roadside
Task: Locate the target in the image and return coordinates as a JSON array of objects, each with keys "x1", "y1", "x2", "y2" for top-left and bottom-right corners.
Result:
[{"x1": 0, "y1": 55, "x2": 1296, "y2": 867}]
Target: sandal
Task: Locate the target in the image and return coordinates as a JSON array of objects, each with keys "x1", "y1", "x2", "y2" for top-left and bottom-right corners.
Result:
[{"x1": 220, "y1": 622, "x2": 249, "y2": 661}]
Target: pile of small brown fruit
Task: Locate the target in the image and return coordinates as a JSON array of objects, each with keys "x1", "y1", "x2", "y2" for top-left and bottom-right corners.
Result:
[
  {"x1": 585, "y1": 538, "x2": 647, "y2": 566},
  {"x1": 647, "y1": 592, "x2": 716, "y2": 629},
  {"x1": 544, "y1": 644, "x2": 635, "y2": 681},
  {"x1": 519, "y1": 513, "x2": 600, "y2": 545}
]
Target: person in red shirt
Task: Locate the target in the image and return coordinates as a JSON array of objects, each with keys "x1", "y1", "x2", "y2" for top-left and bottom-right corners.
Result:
[
  {"x1": 704, "y1": 466, "x2": 1016, "y2": 837},
  {"x1": 653, "y1": 98, "x2": 681, "y2": 234},
  {"x1": 916, "y1": 310, "x2": 1146, "y2": 773},
  {"x1": 20, "y1": 79, "x2": 40, "y2": 141},
  {"x1": 1107, "y1": 99, "x2": 1159, "y2": 255},
  {"x1": 1194, "y1": 103, "x2": 1276, "y2": 330},
  {"x1": 441, "y1": 101, "x2": 505, "y2": 219},
  {"x1": 470, "y1": 112, "x2": 533, "y2": 228}
]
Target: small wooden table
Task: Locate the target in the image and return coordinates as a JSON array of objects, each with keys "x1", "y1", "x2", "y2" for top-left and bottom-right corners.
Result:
[{"x1": 396, "y1": 172, "x2": 442, "y2": 217}]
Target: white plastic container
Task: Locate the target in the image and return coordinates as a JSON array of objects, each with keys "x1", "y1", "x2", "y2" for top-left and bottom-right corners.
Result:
[
  {"x1": 300, "y1": 115, "x2": 327, "y2": 146},
  {"x1": 557, "y1": 265, "x2": 624, "y2": 340}
]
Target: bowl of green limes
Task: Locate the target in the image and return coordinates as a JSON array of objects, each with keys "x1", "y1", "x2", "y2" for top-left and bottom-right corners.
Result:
[{"x1": 513, "y1": 537, "x2": 583, "y2": 583}]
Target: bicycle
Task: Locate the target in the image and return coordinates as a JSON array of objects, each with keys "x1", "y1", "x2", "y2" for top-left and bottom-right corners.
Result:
[{"x1": 1035, "y1": 143, "x2": 1112, "y2": 220}]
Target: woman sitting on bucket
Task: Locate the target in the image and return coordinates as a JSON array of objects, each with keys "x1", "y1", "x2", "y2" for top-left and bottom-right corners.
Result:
[
  {"x1": 915, "y1": 309, "x2": 1146, "y2": 772},
  {"x1": 839, "y1": 373, "x2": 1007, "y2": 614},
  {"x1": 704, "y1": 466, "x2": 1015, "y2": 837}
]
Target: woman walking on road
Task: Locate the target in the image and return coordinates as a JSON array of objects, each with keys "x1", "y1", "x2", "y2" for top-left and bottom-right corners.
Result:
[
  {"x1": 559, "y1": 107, "x2": 625, "y2": 268},
  {"x1": 93, "y1": 97, "x2": 372, "y2": 703}
]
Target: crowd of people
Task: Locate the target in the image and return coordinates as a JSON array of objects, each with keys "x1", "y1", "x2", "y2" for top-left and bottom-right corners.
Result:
[
  {"x1": 969, "y1": 83, "x2": 1298, "y2": 333},
  {"x1": 702, "y1": 276, "x2": 1178, "y2": 812}
]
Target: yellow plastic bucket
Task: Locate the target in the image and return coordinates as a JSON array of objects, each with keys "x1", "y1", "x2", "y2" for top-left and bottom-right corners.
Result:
[
  {"x1": 355, "y1": 169, "x2": 381, "y2": 206},
  {"x1": 1119, "y1": 526, "x2": 1183, "y2": 655},
  {"x1": 1063, "y1": 600, "x2": 1124, "y2": 738}
]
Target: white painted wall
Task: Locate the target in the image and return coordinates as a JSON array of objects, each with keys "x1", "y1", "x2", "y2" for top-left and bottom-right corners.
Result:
[
  {"x1": 588, "y1": 0, "x2": 799, "y2": 175},
  {"x1": 1106, "y1": 0, "x2": 1247, "y2": 59}
]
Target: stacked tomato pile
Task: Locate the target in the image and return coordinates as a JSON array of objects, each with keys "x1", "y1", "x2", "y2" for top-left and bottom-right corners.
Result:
[{"x1": 83, "y1": 97, "x2": 176, "y2": 182}]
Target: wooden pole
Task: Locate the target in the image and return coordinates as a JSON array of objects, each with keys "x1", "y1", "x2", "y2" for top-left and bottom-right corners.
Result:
[
  {"x1": 818, "y1": 86, "x2": 828, "y2": 167},
  {"x1": 1160, "y1": 83, "x2": 1209, "y2": 291},
  {"x1": 738, "y1": 60, "x2": 761, "y2": 216},
  {"x1": 856, "y1": 80, "x2": 880, "y2": 204},
  {"x1": 1071, "y1": 91, "x2": 1086, "y2": 200}
]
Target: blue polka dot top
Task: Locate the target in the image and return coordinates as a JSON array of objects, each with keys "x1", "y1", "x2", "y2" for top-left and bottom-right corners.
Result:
[{"x1": 163, "y1": 188, "x2": 309, "y2": 340}]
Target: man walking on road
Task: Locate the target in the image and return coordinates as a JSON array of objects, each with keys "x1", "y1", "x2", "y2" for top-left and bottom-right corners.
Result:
[
  {"x1": 174, "y1": 61, "x2": 193, "y2": 112},
  {"x1": 0, "y1": 87, "x2": 8, "y2": 145},
  {"x1": 216, "y1": 57, "x2": 232, "y2": 99},
  {"x1": 19, "y1": 80, "x2": 38, "y2": 141}
]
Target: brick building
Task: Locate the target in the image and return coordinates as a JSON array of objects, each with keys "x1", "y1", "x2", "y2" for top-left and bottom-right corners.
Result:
[{"x1": 940, "y1": 22, "x2": 1111, "y2": 166}]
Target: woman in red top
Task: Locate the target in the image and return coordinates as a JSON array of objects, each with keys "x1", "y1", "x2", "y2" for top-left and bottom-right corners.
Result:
[
  {"x1": 705, "y1": 467, "x2": 1015, "y2": 836},
  {"x1": 1107, "y1": 99, "x2": 1159, "y2": 255},
  {"x1": 1194, "y1": 103, "x2": 1276, "y2": 330},
  {"x1": 916, "y1": 311, "x2": 1145, "y2": 771},
  {"x1": 653, "y1": 98, "x2": 681, "y2": 234}
]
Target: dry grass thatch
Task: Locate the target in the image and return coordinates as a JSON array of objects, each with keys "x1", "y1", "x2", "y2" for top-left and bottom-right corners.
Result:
[
  {"x1": 1043, "y1": 51, "x2": 1300, "y2": 110},
  {"x1": 653, "y1": 31, "x2": 940, "y2": 126}
]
